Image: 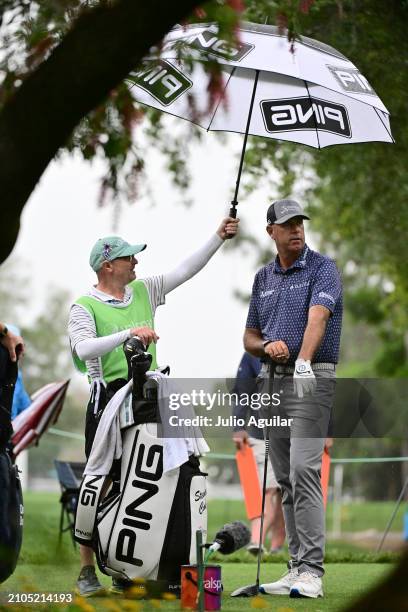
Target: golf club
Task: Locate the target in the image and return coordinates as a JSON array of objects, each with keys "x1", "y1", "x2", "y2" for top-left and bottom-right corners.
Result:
[
  {"x1": 230, "y1": 429, "x2": 269, "y2": 597},
  {"x1": 231, "y1": 362, "x2": 274, "y2": 597}
]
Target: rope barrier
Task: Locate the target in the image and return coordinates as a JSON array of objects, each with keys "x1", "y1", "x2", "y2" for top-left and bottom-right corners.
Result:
[
  {"x1": 208, "y1": 452, "x2": 408, "y2": 463},
  {"x1": 48, "y1": 427, "x2": 84, "y2": 441},
  {"x1": 48, "y1": 428, "x2": 408, "y2": 463}
]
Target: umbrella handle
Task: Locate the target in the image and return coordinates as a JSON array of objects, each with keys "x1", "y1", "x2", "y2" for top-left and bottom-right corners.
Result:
[
  {"x1": 223, "y1": 200, "x2": 237, "y2": 240},
  {"x1": 229, "y1": 201, "x2": 238, "y2": 219}
]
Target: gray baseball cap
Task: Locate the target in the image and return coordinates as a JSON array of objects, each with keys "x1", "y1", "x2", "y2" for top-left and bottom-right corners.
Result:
[{"x1": 266, "y1": 199, "x2": 310, "y2": 225}]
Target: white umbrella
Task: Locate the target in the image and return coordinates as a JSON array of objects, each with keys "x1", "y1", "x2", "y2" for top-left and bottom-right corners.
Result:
[{"x1": 128, "y1": 22, "x2": 394, "y2": 217}]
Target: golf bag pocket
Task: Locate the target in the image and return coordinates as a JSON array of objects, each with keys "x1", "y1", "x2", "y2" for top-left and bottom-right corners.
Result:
[
  {"x1": 156, "y1": 464, "x2": 207, "y2": 589},
  {"x1": 74, "y1": 474, "x2": 106, "y2": 546},
  {"x1": 95, "y1": 423, "x2": 207, "y2": 586},
  {"x1": 188, "y1": 473, "x2": 208, "y2": 564},
  {"x1": 0, "y1": 451, "x2": 23, "y2": 583}
]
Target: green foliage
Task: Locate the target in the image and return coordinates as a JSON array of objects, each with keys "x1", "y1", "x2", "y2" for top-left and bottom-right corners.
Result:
[
  {"x1": 331, "y1": 438, "x2": 407, "y2": 500},
  {"x1": 2, "y1": 1, "x2": 406, "y2": 375},
  {"x1": 347, "y1": 287, "x2": 385, "y2": 326},
  {"x1": 240, "y1": 0, "x2": 408, "y2": 375},
  {"x1": 0, "y1": 257, "x2": 29, "y2": 322},
  {"x1": 0, "y1": 0, "x2": 245, "y2": 208},
  {"x1": 0, "y1": 0, "x2": 319, "y2": 210},
  {"x1": 20, "y1": 288, "x2": 74, "y2": 393}
]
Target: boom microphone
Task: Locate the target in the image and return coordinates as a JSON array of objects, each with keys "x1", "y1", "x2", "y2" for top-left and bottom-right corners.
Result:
[{"x1": 208, "y1": 521, "x2": 251, "y2": 555}]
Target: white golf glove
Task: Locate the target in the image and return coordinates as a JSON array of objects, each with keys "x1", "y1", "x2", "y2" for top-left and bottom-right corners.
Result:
[{"x1": 293, "y1": 359, "x2": 317, "y2": 399}]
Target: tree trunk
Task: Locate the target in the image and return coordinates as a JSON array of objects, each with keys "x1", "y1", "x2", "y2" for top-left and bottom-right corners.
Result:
[{"x1": 0, "y1": 0, "x2": 201, "y2": 263}]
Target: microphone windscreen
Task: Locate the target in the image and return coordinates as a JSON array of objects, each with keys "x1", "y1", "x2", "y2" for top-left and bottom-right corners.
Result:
[{"x1": 214, "y1": 521, "x2": 251, "y2": 554}]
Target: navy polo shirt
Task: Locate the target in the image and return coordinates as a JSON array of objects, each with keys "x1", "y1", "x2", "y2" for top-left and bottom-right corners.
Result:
[{"x1": 246, "y1": 245, "x2": 343, "y2": 364}]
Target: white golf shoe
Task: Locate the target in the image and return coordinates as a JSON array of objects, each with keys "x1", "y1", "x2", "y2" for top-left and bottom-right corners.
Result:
[
  {"x1": 290, "y1": 571, "x2": 323, "y2": 598},
  {"x1": 259, "y1": 563, "x2": 299, "y2": 595}
]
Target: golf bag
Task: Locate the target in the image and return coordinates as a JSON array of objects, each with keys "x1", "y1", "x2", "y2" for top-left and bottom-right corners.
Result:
[
  {"x1": 0, "y1": 345, "x2": 24, "y2": 584},
  {"x1": 75, "y1": 338, "x2": 207, "y2": 591}
]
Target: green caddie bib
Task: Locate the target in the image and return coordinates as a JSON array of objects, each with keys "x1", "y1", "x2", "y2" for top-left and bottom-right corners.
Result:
[{"x1": 73, "y1": 280, "x2": 157, "y2": 382}]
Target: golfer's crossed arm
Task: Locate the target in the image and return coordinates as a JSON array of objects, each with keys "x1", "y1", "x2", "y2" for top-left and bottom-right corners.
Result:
[{"x1": 244, "y1": 305, "x2": 330, "y2": 364}]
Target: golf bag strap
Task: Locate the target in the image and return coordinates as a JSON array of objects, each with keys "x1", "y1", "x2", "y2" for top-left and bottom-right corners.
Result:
[{"x1": 74, "y1": 474, "x2": 106, "y2": 546}]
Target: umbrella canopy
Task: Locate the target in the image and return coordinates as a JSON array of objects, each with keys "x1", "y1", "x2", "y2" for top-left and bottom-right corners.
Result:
[
  {"x1": 160, "y1": 22, "x2": 389, "y2": 113},
  {"x1": 129, "y1": 61, "x2": 392, "y2": 148},
  {"x1": 128, "y1": 21, "x2": 393, "y2": 214}
]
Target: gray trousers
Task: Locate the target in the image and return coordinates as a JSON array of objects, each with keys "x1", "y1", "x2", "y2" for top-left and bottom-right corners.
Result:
[{"x1": 263, "y1": 370, "x2": 335, "y2": 577}]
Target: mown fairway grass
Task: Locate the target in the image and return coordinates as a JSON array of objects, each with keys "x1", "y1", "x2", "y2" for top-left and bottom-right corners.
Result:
[
  {"x1": 2, "y1": 563, "x2": 393, "y2": 612},
  {"x1": 0, "y1": 493, "x2": 400, "y2": 611}
]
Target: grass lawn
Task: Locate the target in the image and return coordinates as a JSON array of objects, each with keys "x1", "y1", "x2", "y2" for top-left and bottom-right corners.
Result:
[
  {"x1": 1, "y1": 563, "x2": 393, "y2": 611},
  {"x1": 0, "y1": 493, "x2": 400, "y2": 611}
]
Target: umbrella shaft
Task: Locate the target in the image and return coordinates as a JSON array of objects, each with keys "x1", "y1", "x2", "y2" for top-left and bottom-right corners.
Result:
[{"x1": 230, "y1": 69, "x2": 260, "y2": 218}]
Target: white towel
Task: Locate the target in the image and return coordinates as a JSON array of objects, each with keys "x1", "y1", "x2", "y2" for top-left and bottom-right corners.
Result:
[
  {"x1": 84, "y1": 380, "x2": 132, "y2": 476},
  {"x1": 148, "y1": 372, "x2": 210, "y2": 472},
  {"x1": 84, "y1": 374, "x2": 209, "y2": 476}
]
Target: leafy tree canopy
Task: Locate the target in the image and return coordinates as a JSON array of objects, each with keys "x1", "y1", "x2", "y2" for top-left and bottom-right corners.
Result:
[
  {"x1": 0, "y1": 0, "x2": 320, "y2": 263},
  {"x1": 1, "y1": 0, "x2": 407, "y2": 373},
  {"x1": 0, "y1": 0, "x2": 239, "y2": 261},
  {"x1": 242, "y1": 0, "x2": 408, "y2": 374}
]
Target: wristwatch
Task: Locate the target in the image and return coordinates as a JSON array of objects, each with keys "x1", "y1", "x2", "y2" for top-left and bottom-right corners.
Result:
[{"x1": 0, "y1": 325, "x2": 8, "y2": 338}]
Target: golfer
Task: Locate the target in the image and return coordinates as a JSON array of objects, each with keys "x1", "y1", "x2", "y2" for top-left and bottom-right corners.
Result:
[
  {"x1": 68, "y1": 216, "x2": 239, "y2": 597},
  {"x1": 244, "y1": 199, "x2": 342, "y2": 599}
]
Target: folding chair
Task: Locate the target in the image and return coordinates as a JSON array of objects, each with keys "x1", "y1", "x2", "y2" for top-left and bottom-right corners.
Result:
[{"x1": 54, "y1": 460, "x2": 85, "y2": 547}]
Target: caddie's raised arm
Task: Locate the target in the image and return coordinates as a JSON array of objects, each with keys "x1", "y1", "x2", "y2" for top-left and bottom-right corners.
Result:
[
  {"x1": 69, "y1": 217, "x2": 240, "y2": 376},
  {"x1": 163, "y1": 216, "x2": 239, "y2": 294}
]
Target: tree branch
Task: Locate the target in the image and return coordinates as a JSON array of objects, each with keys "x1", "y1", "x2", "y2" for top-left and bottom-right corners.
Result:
[{"x1": 0, "y1": 0, "x2": 202, "y2": 263}]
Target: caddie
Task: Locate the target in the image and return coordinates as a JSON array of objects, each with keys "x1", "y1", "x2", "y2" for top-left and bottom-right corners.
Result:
[
  {"x1": 68, "y1": 216, "x2": 239, "y2": 597},
  {"x1": 244, "y1": 199, "x2": 342, "y2": 599}
]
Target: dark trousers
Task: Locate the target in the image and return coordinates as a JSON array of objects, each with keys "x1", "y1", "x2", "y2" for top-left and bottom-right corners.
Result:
[{"x1": 84, "y1": 378, "x2": 127, "y2": 459}]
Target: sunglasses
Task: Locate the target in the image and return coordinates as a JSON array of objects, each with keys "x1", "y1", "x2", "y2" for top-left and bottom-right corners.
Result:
[{"x1": 114, "y1": 255, "x2": 136, "y2": 262}]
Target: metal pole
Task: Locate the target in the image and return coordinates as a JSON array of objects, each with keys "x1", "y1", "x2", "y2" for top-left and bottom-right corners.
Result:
[
  {"x1": 196, "y1": 529, "x2": 205, "y2": 612},
  {"x1": 377, "y1": 476, "x2": 408, "y2": 552},
  {"x1": 254, "y1": 363, "x2": 275, "y2": 588},
  {"x1": 229, "y1": 70, "x2": 260, "y2": 219}
]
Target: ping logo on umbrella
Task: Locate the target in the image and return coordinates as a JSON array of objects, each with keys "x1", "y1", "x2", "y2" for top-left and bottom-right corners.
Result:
[
  {"x1": 129, "y1": 60, "x2": 192, "y2": 106},
  {"x1": 261, "y1": 97, "x2": 351, "y2": 137},
  {"x1": 327, "y1": 65, "x2": 376, "y2": 96},
  {"x1": 185, "y1": 29, "x2": 254, "y2": 62}
]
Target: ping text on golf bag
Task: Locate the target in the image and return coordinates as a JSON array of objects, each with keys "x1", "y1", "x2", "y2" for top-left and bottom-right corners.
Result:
[{"x1": 74, "y1": 338, "x2": 208, "y2": 591}]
